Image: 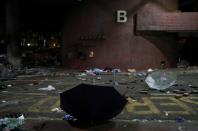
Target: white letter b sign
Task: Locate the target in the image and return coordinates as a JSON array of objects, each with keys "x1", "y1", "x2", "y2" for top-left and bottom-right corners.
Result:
[{"x1": 116, "y1": 10, "x2": 127, "y2": 23}]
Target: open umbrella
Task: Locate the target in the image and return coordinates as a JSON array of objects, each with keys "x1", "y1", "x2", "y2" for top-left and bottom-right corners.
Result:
[
  {"x1": 60, "y1": 83, "x2": 127, "y2": 123},
  {"x1": 145, "y1": 70, "x2": 177, "y2": 90}
]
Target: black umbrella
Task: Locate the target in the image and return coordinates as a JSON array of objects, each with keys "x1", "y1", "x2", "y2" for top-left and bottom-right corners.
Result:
[{"x1": 60, "y1": 83, "x2": 127, "y2": 123}]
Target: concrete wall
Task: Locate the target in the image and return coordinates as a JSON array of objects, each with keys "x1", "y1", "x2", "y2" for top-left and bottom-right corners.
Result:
[
  {"x1": 137, "y1": 2, "x2": 198, "y2": 31},
  {"x1": 62, "y1": 0, "x2": 178, "y2": 70},
  {"x1": 137, "y1": 12, "x2": 198, "y2": 31}
]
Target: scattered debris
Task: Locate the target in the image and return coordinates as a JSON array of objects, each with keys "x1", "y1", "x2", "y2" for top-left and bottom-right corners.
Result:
[
  {"x1": 86, "y1": 70, "x2": 96, "y2": 76},
  {"x1": 2, "y1": 100, "x2": 6, "y2": 103},
  {"x1": 113, "y1": 81, "x2": 119, "y2": 86},
  {"x1": 51, "y1": 108, "x2": 63, "y2": 113},
  {"x1": 183, "y1": 92, "x2": 190, "y2": 97},
  {"x1": 135, "y1": 72, "x2": 147, "y2": 77},
  {"x1": 128, "y1": 69, "x2": 136, "y2": 73},
  {"x1": 147, "y1": 68, "x2": 153, "y2": 72},
  {"x1": 96, "y1": 76, "x2": 101, "y2": 80},
  {"x1": 166, "y1": 91, "x2": 171, "y2": 94},
  {"x1": 188, "y1": 84, "x2": 192, "y2": 87},
  {"x1": 63, "y1": 113, "x2": 77, "y2": 121},
  {"x1": 38, "y1": 85, "x2": 55, "y2": 91},
  {"x1": 7, "y1": 84, "x2": 12, "y2": 88},
  {"x1": 176, "y1": 116, "x2": 185, "y2": 123},
  {"x1": 145, "y1": 70, "x2": 177, "y2": 90},
  {"x1": 77, "y1": 78, "x2": 87, "y2": 81},
  {"x1": 158, "y1": 120, "x2": 162, "y2": 123},
  {"x1": 131, "y1": 119, "x2": 139, "y2": 122},
  {"x1": 92, "y1": 68, "x2": 104, "y2": 75},
  {"x1": 85, "y1": 68, "x2": 104, "y2": 76},
  {"x1": 0, "y1": 114, "x2": 25, "y2": 131},
  {"x1": 165, "y1": 112, "x2": 169, "y2": 116},
  {"x1": 178, "y1": 126, "x2": 183, "y2": 131},
  {"x1": 78, "y1": 73, "x2": 86, "y2": 77},
  {"x1": 142, "y1": 119, "x2": 148, "y2": 123}
]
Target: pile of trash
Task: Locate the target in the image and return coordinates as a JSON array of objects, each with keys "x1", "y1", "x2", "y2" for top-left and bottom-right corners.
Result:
[
  {"x1": 0, "y1": 114, "x2": 25, "y2": 131},
  {"x1": 83, "y1": 67, "x2": 121, "y2": 76}
]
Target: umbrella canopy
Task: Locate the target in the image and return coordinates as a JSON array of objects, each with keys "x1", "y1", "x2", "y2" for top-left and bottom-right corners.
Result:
[
  {"x1": 145, "y1": 70, "x2": 177, "y2": 90},
  {"x1": 60, "y1": 83, "x2": 127, "y2": 123}
]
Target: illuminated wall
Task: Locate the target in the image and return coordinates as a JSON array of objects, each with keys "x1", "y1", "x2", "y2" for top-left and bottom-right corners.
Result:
[{"x1": 62, "y1": 0, "x2": 178, "y2": 70}]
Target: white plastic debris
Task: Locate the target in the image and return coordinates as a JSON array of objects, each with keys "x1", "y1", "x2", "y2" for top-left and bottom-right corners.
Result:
[
  {"x1": 188, "y1": 84, "x2": 192, "y2": 87},
  {"x1": 77, "y1": 78, "x2": 86, "y2": 81},
  {"x1": 17, "y1": 114, "x2": 25, "y2": 125},
  {"x1": 137, "y1": 72, "x2": 147, "y2": 77},
  {"x1": 166, "y1": 91, "x2": 171, "y2": 94},
  {"x1": 78, "y1": 73, "x2": 87, "y2": 77},
  {"x1": 51, "y1": 108, "x2": 59, "y2": 112},
  {"x1": 145, "y1": 70, "x2": 177, "y2": 90},
  {"x1": 132, "y1": 119, "x2": 139, "y2": 122},
  {"x1": 51, "y1": 108, "x2": 62, "y2": 113},
  {"x1": 7, "y1": 84, "x2": 12, "y2": 87},
  {"x1": 178, "y1": 126, "x2": 183, "y2": 131},
  {"x1": 81, "y1": 78, "x2": 87, "y2": 81},
  {"x1": 38, "y1": 85, "x2": 55, "y2": 91},
  {"x1": 92, "y1": 68, "x2": 104, "y2": 74},
  {"x1": 147, "y1": 68, "x2": 153, "y2": 72},
  {"x1": 0, "y1": 114, "x2": 25, "y2": 130},
  {"x1": 128, "y1": 69, "x2": 136, "y2": 73},
  {"x1": 97, "y1": 76, "x2": 101, "y2": 80},
  {"x1": 2, "y1": 100, "x2": 6, "y2": 103},
  {"x1": 158, "y1": 120, "x2": 162, "y2": 123},
  {"x1": 142, "y1": 119, "x2": 148, "y2": 123}
]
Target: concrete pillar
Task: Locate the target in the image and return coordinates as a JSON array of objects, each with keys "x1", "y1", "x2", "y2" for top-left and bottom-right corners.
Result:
[{"x1": 6, "y1": 0, "x2": 21, "y2": 68}]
